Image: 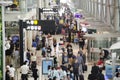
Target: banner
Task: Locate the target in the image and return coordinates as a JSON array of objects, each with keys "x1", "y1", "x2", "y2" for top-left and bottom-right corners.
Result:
[{"x1": 0, "y1": 6, "x2": 3, "y2": 79}]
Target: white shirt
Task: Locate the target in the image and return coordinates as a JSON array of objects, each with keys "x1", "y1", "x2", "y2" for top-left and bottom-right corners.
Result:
[
  {"x1": 20, "y1": 65, "x2": 29, "y2": 74},
  {"x1": 9, "y1": 67, "x2": 15, "y2": 77},
  {"x1": 31, "y1": 56, "x2": 37, "y2": 62},
  {"x1": 113, "y1": 77, "x2": 120, "y2": 80}
]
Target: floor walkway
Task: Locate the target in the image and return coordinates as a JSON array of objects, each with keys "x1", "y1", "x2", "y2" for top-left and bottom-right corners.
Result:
[{"x1": 15, "y1": 35, "x2": 110, "y2": 80}]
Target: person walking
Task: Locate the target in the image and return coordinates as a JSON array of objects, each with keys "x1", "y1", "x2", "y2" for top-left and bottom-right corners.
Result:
[
  {"x1": 72, "y1": 59, "x2": 79, "y2": 80},
  {"x1": 76, "y1": 51, "x2": 84, "y2": 73},
  {"x1": 32, "y1": 67, "x2": 39, "y2": 80},
  {"x1": 20, "y1": 61, "x2": 29, "y2": 80},
  {"x1": 53, "y1": 38, "x2": 57, "y2": 52},
  {"x1": 6, "y1": 65, "x2": 10, "y2": 80},
  {"x1": 26, "y1": 49, "x2": 31, "y2": 65},
  {"x1": 46, "y1": 46, "x2": 52, "y2": 57},
  {"x1": 31, "y1": 53, "x2": 37, "y2": 70},
  {"x1": 9, "y1": 64, "x2": 15, "y2": 80},
  {"x1": 48, "y1": 65, "x2": 52, "y2": 80}
]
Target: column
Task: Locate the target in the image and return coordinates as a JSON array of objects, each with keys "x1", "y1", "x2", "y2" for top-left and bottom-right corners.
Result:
[
  {"x1": 27, "y1": 31, "x2": 32, "y2": 50},
  {"x1": 19, "y1": 0, "x2": 27, "y2": 12},
  {"x1": 100, "y1": 0, "x2": 103, "y2": 21},
  {"x1": 37, "y1": 0, "x2": 42, "y2": 20},
  {"x1": 105, "y1": 0, "x2": 111, "y2": 25},
  {"x1": 114, "y1": 0, "x2": 119, "y2": 31},
  {"x1": 96, "y1": 0, "x2": 99, "y2": 19},
  {"x1": 93, "y1": 0, "x2": 95, "y2": 17}
]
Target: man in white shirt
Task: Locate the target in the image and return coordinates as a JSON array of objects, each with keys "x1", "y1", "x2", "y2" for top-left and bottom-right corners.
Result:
[
  {"x1": 9, "y1": 64, "x2": 15, "y2": 80},
  {"x1": 20, "y1": 62, "x2": 29, "y2": 80}
]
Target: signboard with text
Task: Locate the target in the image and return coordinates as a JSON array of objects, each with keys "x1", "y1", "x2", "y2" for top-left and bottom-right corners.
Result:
[{"x1": 0, "y1": 6, "x2": 3, "y2": 79}]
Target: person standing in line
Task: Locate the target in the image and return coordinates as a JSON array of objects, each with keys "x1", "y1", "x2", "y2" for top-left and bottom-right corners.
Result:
[
  {"x1": 20, "y1": 61, "x2": 29, "y2": 80},
  {"x1": 9, "y1": 64, "x2": 15, "y2": 80}
]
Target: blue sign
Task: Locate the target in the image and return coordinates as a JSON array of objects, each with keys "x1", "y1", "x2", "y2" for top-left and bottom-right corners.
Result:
[
  {"x1": 105, "y1": 64, "x2": 113, "y2": 79},
  {"x1": 42, "y1": 59, "x2": 53, "y2": 75},
  {"x1": 75, "y1": 13, "x2": 83, "y2": 18}
]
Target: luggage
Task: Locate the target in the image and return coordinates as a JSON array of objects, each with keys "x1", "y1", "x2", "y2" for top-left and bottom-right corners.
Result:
[
  {"x1": 79, "y1": 74, "x2": 84, "y2": 80},
  {"x1": 83, "y1": 64, "x2": 87, "y2": 71}
]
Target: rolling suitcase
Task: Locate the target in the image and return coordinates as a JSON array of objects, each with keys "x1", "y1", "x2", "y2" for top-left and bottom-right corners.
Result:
[
  {"x1": 83, "y1": 64, "x2": 87, "y2": 71},
  {"x1": 79, "y1": 74, "x2": 84, "y2": 80}
]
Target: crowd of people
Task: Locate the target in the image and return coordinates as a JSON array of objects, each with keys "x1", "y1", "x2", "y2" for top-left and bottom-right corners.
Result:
[{"x1": 5, "y1": 6, "x2": 118, "y2": 80}]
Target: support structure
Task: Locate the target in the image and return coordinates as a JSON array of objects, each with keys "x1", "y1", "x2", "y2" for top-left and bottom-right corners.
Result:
[{"x1": 77, "y1": 0, "x2": 120, "y2": 32}]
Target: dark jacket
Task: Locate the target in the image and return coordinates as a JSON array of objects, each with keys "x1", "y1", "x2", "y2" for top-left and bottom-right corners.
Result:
[
  {"x1": 88, "y1": 73, "x2": 98, "y2": 80},
  {"x1": 97, "y1": 73, "x2": 105, "y2": 80},
  {"x1": 72, "y1": 62, "x2": 79, "y2": 74},
  {"x1": 32, "y1": 68, "x2": 38, "y2": 78},
  {"x1": 91, "y1": 65, "x2": 100, "y2": 74}
]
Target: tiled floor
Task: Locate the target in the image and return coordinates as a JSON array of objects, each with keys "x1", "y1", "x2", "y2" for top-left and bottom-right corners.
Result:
[{"x1": 15, "y1": 35, "x2": 111, "y2": 80}]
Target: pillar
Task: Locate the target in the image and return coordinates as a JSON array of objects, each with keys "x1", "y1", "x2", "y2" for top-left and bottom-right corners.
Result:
[
  {"x1": 27, "y1": 31, "x2": 32, "y2": 50},
  {"x1": 19, "y1": 0, "x2": 27, "y2": 12},
  {"x1": 114, "y1": 0, "x2": 119, "y2": 31},
  {"x1": 106, "y1": 0, "x2": 111, "y2": 25}
]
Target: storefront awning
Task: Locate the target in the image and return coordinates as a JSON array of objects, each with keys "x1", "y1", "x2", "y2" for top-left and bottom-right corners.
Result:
[{"x1": 110, "y1": 41, "x2": 120, "y2": 50}]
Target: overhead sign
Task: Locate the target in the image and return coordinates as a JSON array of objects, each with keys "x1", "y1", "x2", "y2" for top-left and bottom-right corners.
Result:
[
  {"x1": 75, "y1": 13, "x2": 83, "y2": 18},
  {"x1": 25, "y1": 20, "x2": 41, "y2": 30},
  {"x1": 39, "y1": 8, "x2": 58, "y2": 13}
]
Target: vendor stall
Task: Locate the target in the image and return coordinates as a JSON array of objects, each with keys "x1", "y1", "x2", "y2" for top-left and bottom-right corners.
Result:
[
  {"x1": 106, "y1": 41, "x2": 120, "y2": 79},
  {"x1": 84, "y1": 33, "x2": 120, "y2": 61}
]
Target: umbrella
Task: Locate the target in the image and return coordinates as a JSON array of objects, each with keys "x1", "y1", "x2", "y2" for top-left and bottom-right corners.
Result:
[{"x1": 110, "y1": 41, "x2": 120, "y2": 50}]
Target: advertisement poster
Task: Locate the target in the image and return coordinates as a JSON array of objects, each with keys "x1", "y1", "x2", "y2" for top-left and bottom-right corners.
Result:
[
  {"x1": 105, "y1": 64, "x2": 113, "y2": 79},
  {"x1": 42, "y1": 59, "x2": 53, "y2": 75},
  {"x1": 0, "y1": 6, "x2": 3, "y2": 79}
]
